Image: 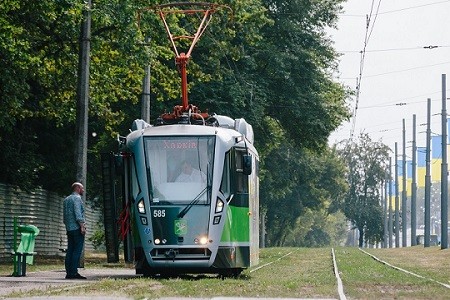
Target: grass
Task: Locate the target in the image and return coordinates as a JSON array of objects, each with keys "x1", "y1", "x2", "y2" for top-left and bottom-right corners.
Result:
[
  {"x1": 367, "y1": 246, "x2": 450, "y2": 284},
  {"x1": 335, "y1": 247, "x2": 450, "y2": 299},
  {"x1": 2, "y1": 247, "x2": 450, "y2": 299}
]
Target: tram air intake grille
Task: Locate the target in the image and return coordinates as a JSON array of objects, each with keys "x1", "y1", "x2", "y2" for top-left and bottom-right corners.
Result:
[{"x1": 151, "y1": 248, "x2": 211, "y2": 260}]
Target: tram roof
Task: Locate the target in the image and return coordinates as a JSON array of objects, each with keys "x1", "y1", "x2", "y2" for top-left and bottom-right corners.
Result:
[
  {"x1": 142, "y1": 124, "x2": 222, "y2": 136},
  {"x1": 126, "y1": 123, "x2": 258, "y2": 156}
]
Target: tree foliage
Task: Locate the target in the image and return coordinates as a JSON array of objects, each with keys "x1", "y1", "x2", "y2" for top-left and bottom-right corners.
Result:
[
  {"x1": 261, "y1": 122, "x2": 348, "y2": 246},
  {"x1": 337, "y1": 133, "x2": 390, "y2": 247},
  {"x1": 0, "y1": 0, "x2": 350, "y2": 244},
  {"x1": 284, "y1": 209, "x2": 348, "y2": 247}
]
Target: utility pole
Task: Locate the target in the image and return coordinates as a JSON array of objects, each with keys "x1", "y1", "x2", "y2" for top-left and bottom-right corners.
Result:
[
  {"x1": 441, "y1": 74, "x2": 448, "y2": 249},
  {"x1": 75, "y1": 0, "x2": 91, "y2": 194},
  {"x1": 384, "y1": 174, "x2": 388, "y2": 248},
  {"x1": 411, "y1": 114, "x2": 417, "y2": 246},
  {"x1": 388, "y1": 157, "x2": 393, "y2": 248},
  {"x1": 395, "y1": 142, "x2": 400, "y2": 248},
  {"x1": 402, "y1": 119, "x2": 407, "y2": 247},
  {"x1": 141, "y1": 37, "x2": 151, "y2": 123},
  {"x1": 75, "y1": 0, "x2": 91, "y2": 267},
  {"x1": 425, "y1": 98, "x2": 432, "y2": 247}
]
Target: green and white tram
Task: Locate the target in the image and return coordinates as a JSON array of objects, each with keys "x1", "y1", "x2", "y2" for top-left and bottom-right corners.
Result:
[
  {"x1": 105, "y1": 2, "x2": 259, "y2": 276},
  {"x1": 119, "y1": 116, "x2": 259, "y2": 276}
]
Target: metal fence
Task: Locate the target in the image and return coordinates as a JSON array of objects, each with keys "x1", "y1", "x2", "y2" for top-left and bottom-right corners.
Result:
[{"x1": 0, "y1": 183, "x2": 102, "y2": 263}]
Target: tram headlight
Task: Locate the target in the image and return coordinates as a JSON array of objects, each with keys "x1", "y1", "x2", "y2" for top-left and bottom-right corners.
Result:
[
  {"x1": 215, "y1": 198, "x2": 224, "y2": 213},
  {"x1": 194, "y1": 236, "x2": 209, "y2": 245},
  {"x1": 137, "y1": 199, "x2": 146, "y2": 214},
  {"x1": 154, "y1": 238, "x2": 161, "y2": 245}
]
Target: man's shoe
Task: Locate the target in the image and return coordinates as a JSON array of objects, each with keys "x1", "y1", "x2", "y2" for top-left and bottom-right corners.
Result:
[
  {"x1": 65, "y1": 274, "x2": 75, "y2": 279},
  {"x1": 73, "y1": 273, "x2": 87, "y2": 279}
]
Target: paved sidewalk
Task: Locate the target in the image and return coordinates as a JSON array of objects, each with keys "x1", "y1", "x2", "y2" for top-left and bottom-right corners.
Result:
[{"x1": 0, "y1": 268, "x2": 137, "y2": 299}]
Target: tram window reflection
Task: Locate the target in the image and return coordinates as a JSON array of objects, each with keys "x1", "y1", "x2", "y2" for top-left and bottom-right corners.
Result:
[
  {"x1": 144, "y1": 136, "x2": 215, "y2": 204},
  {"x1": 220, "y1": 152, "x2": 231, "y2": 198},
  {"x1": 235, "y1": 150, "x2": 248, "y2": 193}
]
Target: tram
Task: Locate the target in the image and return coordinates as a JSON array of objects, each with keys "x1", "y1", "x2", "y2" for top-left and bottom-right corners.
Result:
[{"x1": 106, "y1": 3, "x2": 259, "y2": 276}]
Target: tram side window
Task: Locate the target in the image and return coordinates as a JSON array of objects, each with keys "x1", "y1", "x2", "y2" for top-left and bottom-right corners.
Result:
[
  {"x1": 220, "y1": 152, "x2": 231, "y2": 198},
  {"x1": 235, "y1": 150, "x2": 248, "y2": 193}
]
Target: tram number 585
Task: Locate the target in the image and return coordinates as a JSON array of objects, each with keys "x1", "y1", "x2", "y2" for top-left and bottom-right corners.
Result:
[{"x1": 153, "y1": 209, "x2": 166, "y2": 218}]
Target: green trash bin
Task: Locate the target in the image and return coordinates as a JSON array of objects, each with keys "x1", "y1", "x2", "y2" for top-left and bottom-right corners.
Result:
[{"x1": 13, "y1": 223, "x2": 39, "y2": 276}]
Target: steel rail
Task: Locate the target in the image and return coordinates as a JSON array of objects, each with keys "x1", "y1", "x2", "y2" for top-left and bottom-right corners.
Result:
[
  {"x1": 249, "y1": 250, "x2": 295, "y2": 273},
  {"x1": 331, "y1": 248, "x2": 347, "y2": 300},
  {"x1": 359, "y1": 248, "x2": 450, "y2": 290}
]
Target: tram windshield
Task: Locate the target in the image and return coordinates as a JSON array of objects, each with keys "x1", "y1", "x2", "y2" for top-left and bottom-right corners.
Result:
[{"x1": 144, "y1": 136, "x2": 215, "y2": 205}]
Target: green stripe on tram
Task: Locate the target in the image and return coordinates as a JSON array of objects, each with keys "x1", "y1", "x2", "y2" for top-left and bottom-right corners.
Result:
[{"x1": 220, "y1": 205, "x2": 250, "y2": 242}]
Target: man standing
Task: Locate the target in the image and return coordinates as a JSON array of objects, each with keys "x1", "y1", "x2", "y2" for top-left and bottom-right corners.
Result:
[{"x1": 63, "y1": 182, "x2": 87, "y2": 279}]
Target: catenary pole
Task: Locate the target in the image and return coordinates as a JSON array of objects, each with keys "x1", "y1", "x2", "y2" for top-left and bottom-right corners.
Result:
[
  {"x1": 402, "y1": 119, "x2": 407, "y2": 247},
  {"x1": 441, "y1": 74, "x2": 448, "y2": 249},
  {"x1": 141, "y1": 37, "x2": 151, "y2": 123},
  {"x1": 384, "y1": 173, "x2": 388, "y2": 248},
  {"x1": 425, "y1": 98, "x2": 432, "y2": 247},
  {"x1": 388, "y1": 157, "x2": 393, "y2": 248},
  {"x1": 395, "y1": 142, "x2": 400, "y2": 248},
  {"x1": 411, "y1": 114, "x2": 417, "y2": 246},
  {"x1": 75, "y1": 0, "x2": 91, "y2": 192},
  {"x1": 75, "y1": 0, "x2": 91, "y2": 267}
]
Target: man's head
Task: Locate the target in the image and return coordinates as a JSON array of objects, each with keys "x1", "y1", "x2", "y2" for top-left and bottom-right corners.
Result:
[
  {"x1": 72, "y1": 182, "x2": 85, "y2": 195},
  {"x1": 181, "y1": 160, "x2": 193, "y2": 175}
]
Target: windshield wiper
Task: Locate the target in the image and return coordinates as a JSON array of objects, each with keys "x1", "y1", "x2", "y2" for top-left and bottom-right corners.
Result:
[{"x1": 177, "y1": 186, "x2": 208, "y2": 218}]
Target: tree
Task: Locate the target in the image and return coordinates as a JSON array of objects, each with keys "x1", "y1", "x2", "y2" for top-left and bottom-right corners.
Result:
[
  {"x1": 337, "y1": 133, "x2": 390, "y2": 247},
  {"x1": 261, "y1": 121, "x2": 348, "y2": 246},
  {"x1": 256, "y1": 0, "x2": 350, "y2": 150},
  {"x1": 0, "y1": 0, "x2": 84, "y2": 192},
  {"x1": 284, "y1": 208, "x2": 348, "y2": 247},
  {"x1": 187, "y1": 0, "x2": 350, "y2": 245},
  {"x1": 0, "y1": 0, "x2": 351, "y2": 250},
  {"x1": 0, "y1": 0, "x2": 148, "y2": 193}
]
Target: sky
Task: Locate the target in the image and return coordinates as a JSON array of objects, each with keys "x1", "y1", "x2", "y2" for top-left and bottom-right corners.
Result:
[{"x1": 328, "y1": 0, "x2": 450, "y2": 153}]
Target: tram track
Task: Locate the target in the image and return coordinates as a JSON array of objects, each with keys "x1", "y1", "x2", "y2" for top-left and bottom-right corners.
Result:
[
  {"x1": 250, "y1": 248, "x2": 348, "y2": 300},
  {"x1": 249, "y1": 249, "x2": 296, "y2": 273},
  {"x1": 331, "y1": 248, "x2": 347, "y2": 300},
  {"x1": 359, "y1": 248, "x2": 450, "y2": 290},
  {"x1": 332, "y1": 246, "x2": 450, "y2": 299},
  {"x1": 3, "y1": 247, "x2": 449, "y2": 299}
]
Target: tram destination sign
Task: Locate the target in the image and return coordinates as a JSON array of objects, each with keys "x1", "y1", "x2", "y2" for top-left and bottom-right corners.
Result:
[{"x1": 163, "y1": 140, "x2": 198, "y2": 150}]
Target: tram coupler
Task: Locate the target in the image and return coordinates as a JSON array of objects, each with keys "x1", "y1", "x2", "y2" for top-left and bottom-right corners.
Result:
[{"x1": 165, "y1": 249, "x2": 178, "y2": 261}]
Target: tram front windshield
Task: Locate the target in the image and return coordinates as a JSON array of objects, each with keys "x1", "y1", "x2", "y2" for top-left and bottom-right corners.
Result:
[{"x1": 144, "y1": 136, "x2": 215, "y2": 205}]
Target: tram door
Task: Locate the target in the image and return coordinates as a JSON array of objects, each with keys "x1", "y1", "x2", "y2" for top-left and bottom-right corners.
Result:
[
  {"x1": 231, "y1": 148, "x2": 259, "y2": 267},
  {"x1": 101, "y1": 152, "x2": 134, "y2": 264}
]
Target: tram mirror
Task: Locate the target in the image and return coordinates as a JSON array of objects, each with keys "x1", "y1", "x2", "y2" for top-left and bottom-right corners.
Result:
[{"x1": 242, "y1": 154, "x2": 252, "y2": 175}]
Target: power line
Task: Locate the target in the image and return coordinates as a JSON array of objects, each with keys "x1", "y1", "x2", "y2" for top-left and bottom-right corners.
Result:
[
  {"x1": 350, "y1": 0, "x2": 382, "y2": 140},
  {"x1": 339, "y1": 45, "x2": 450, "y2": 54},
  {"x1": 339, "y1": 0, "x2": 450, "y2": 17},
  {"x1": 363, "y1": 61, "x2": 450, "y2": 79},
  {"x1": 338, "y1": 61, "x2": 450, "y2": 80},
  {"x1": 378, "y1": 0, "x2": 450, "y2": 15},
  {"x1": 359, "y1": 92, "x2": 448, "y2": 109}
]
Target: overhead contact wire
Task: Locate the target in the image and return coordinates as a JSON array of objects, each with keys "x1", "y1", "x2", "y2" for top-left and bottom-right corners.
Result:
[{"x1": 350, "y1": 0, "x2": 382, "y2": 140}]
